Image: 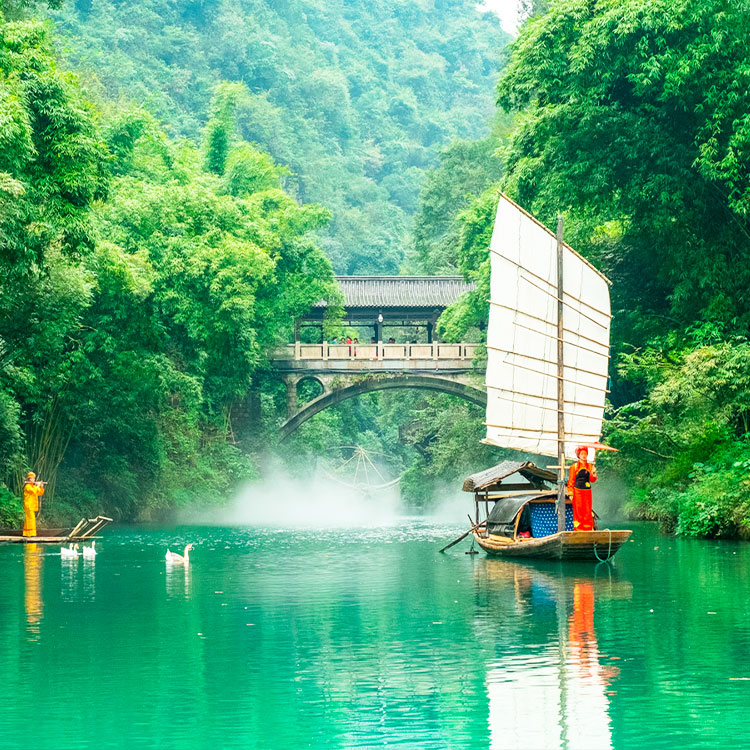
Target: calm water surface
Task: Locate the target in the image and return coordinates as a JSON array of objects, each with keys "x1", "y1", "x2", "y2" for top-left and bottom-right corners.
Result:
[{"x1": 1, "y1": 521, "x2": 749, "y2": 749}]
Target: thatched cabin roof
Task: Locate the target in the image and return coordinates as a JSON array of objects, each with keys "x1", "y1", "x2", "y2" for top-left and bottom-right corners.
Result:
[{"x1": 462, "y1": 461, "x2": 556, "y2": 492}]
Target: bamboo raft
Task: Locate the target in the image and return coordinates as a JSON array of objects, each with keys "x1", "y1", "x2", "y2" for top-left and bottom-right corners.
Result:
[{"x1": 0, "y1": 516, "x2": 112, "y2": 544}]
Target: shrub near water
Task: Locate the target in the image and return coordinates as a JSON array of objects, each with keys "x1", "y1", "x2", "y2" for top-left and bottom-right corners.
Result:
[
  {"x1": 609, "y1": 342, "x2": 750, "y2": 537},
  {"x1": 0, "y1": 17, "x2": 340, "y2": 522}
]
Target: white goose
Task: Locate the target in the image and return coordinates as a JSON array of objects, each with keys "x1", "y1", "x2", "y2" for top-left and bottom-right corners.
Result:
[
  {"x1": 165, "y1": 544, "x2": 194, "y2": 565},
  {"x1": 82, "y1": 541, "x2": 97, "y2": 560},
  {"x1": 60, "y1": 543, "x2": 80, "y2": 559}
]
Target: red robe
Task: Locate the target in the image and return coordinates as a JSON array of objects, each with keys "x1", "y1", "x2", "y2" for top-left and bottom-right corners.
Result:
[{"x1": 567, "y1": 460, "x2": 596, "y2": 531}]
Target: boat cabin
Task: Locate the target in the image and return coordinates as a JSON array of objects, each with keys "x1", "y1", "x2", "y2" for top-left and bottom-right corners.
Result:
[{"x1": 462, "y1": 461, "x2": 574, "y2": 541}]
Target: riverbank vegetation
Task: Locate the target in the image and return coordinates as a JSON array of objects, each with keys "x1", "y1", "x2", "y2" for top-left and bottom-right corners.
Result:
[
  {"x1": 425, "y1": 0, "x2": 750, "y2": 536},
  {"x1": 0, "y1": 11, "x2": 338, "y2": 521},
  {"x1": 4, "y1": 0, "x2": 749, "y2": 537},
  {"x1": 0, "y1": 0, "x2": 506, "y2": 523}
]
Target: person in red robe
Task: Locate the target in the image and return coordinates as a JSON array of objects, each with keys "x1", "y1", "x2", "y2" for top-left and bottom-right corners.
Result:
[{"x1": 567, "y1": 446, "x2": 597, "y2": 531}]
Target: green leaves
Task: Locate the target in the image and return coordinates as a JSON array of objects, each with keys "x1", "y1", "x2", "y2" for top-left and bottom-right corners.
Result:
[
  {"x1": 0, "y1": 18, "x2": 341, "y2": 518},
  {"x1": 46, "y1": 0, "x2": 510, "y2": 273},
  {"x1": 497, "y1": 0, "x2": 750, "y2": 334}
]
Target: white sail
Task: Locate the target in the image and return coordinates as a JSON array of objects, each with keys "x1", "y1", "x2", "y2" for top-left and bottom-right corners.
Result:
[{"x1": 484, "y1": 194, "x2": 611, "y2": 459}]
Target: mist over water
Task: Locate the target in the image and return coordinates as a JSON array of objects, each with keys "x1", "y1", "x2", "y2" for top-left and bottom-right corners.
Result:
[
  {"x1": 177, "y1": 455, "x2": 473, "y2": 528},
  {"x1": 224, "y1": 473, "x2": 403, "y2": 527},
  {"x1": 177, "y1": 455, "x2": 628, "y2": 529}
]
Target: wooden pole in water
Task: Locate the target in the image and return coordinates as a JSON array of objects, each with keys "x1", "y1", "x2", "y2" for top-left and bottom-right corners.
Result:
[
  {"x1": 556, "y1": 216, "x2": 567, "y2": 533},
  {"x1": 438, "y1": 518, "x2": 484, "y2": 553}
]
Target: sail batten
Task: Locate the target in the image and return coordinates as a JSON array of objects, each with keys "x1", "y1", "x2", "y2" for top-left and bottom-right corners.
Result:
[{"x1": 485, "y1": 194, "x2": 611, "y2": 458}]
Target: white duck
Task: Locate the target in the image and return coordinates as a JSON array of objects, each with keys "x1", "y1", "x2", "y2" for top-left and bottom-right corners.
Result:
[
  {"x1": 165, "y1": 543, "x2": 194, "y2": 565},
  {"x1": 82, "y1": 541, "x2": 97, "y2": 560},
  {"x1": 60, "y1": 543, "x2": 80, "y2": 559}
]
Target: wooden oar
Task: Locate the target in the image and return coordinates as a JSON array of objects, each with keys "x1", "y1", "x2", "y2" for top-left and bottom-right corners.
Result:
[{"x1": 439, "y1": 518, "x2": 484, "y2": 553}]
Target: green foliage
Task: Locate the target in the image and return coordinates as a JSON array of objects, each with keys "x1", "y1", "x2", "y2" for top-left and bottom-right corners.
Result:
[
  {"x1": 411, "y1": 128, "x2": 505, "y2": 274},
  {"x1": 0, "y1": 16, "x2": 340, "y2": 521},
  {"x1": 0, "y1": 388, "x2": 21, "y2": 478},
  {"x1": 223, "y1": 143, "x2": 289, "y2": 198},
  {"x1": 395, "y1": 393, "x2": 498, "y2": 507},
  {"x1": 47, "y1": 0, "x2": 510, "y2": 273},
  {"x1": 436, "y1": 187, "x2": 497, "y2": 344},
  {"x1": 413, "y1": 0, "x2": 750, "y2": 536},
  {"x1": 203, "y1": 82, "x2": 248, "y2": 176},
  {"x1": 607, "y1": 341, "x2": 750, "y2": 536},
  {"x1": 0, "y1": 485, "x2": 21, "y2": 527},
  {"x1": 496, "y1": 0, "x2": 750, "y2": 341}
]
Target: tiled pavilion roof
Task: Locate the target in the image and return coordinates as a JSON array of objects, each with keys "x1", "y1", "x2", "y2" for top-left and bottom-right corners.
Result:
[{"x1": 313, "y1": 276, "x2": 475, "y2": 309}]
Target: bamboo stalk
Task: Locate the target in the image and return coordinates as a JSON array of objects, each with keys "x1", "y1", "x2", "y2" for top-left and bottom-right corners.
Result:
[{"x1": 67, "y1": 518, "x2": 87, "y2": 539}]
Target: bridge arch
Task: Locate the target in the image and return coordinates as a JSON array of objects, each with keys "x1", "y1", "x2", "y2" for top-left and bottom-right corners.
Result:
[{"x1": 279, "y1": 374, "x2": 486, "y2": 441}]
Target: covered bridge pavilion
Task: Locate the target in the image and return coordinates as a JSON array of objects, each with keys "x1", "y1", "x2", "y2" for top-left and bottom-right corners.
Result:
[{"x1": 297, "y1": 275, "x2": 475, "y2": 345}]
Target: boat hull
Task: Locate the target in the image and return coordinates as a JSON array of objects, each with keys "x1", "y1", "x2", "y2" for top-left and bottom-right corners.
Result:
[{"x1": 473, "y1": 529, "x2": 632, "y2": 561}]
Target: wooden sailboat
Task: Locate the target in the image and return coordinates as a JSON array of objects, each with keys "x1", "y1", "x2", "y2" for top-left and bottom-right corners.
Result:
[{"x1": 464, "y1": 194, "x2": 631, "y2": 560}]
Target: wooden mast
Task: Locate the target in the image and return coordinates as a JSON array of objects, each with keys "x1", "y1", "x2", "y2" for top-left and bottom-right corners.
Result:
[{"x1": 556, "y1": 216, "x2": 567, "y2": 532}]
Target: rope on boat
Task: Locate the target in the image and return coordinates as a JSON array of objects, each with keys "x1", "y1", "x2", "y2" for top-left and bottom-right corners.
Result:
[{"x1": 593, "y1": 528, "x2": 614, "y2": 563}]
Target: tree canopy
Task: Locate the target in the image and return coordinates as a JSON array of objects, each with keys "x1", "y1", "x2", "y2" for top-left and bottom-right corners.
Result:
[
  {"x1": 0, "y1": 16, "x2": 339, "y2": 521},
  {"x1": 46, "y1": 0, "x2": 510, "y2": 274},
  {"x1": 416, "y1": 0, "x2": 750, "y2": 536}
]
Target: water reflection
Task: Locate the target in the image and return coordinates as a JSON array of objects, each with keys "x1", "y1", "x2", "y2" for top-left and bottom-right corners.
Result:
[
  {"x1": 477, "y1": 560, "x2": 632, "y2": 750},
  {"x1": 24, "y1": 544, "x2": 43, "y2": 640},
  {"x1": 82, "y1": 557, "x2": 96, "y2": 600},
  {"x1": 61, "y1": 552, "x2": 79, "y2": 601},
  {"x1": 165, "y1": 561, "x2": 192, "y2": 598}
]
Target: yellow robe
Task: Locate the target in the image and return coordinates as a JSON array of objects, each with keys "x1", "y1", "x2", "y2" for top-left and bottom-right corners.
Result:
[{"x1": 23, "y1": 482, "x2": 44, "y2": 537}]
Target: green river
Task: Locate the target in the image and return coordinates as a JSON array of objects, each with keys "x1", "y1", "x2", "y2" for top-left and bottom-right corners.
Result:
[{"x1": 1, "y1": 520, "x2": 749, "y2": 749}]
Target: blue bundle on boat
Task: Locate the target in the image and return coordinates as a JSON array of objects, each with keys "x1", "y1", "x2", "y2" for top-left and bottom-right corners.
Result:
[{"x1": 529, "y1": 502, "x2": 573, "y2": 537}]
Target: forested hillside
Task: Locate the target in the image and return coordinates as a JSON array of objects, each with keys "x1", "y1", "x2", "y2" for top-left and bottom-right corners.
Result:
[
  {"x1": 423, "y1": 0, "x2": 750, "y2": 536},
  {"x1": 6, "y1": 0, "x2": 750, "y2": 537},
  {"x1": 47, "y1": 0, "x2": 509, "y2": 273},
  {"x1": 0, "y1": 8, "x2": 344, "y2": 522}
]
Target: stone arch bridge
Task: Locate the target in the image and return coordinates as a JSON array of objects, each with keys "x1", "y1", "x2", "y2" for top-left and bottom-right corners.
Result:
[{"x1": 270, "y1": 276, "x2": 486, "y2": 440}]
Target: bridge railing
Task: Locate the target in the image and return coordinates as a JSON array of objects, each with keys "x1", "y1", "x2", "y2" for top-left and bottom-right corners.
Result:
[{"x1": 272, "y1": 343, "x2": 480, "y2": 362}]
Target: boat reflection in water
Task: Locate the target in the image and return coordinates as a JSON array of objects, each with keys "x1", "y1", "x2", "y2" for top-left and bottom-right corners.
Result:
[
  {"x1": 24, "y1": 544, "x2": 44, "y2": 640},
  {"x1": 474, "y1": 559, "x2": 632, "y2": 750}
]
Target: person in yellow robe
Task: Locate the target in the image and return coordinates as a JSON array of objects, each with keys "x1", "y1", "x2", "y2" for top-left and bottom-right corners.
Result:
[{"x1": 23, "y1": 472, "x2": 45, "y2": 537}]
